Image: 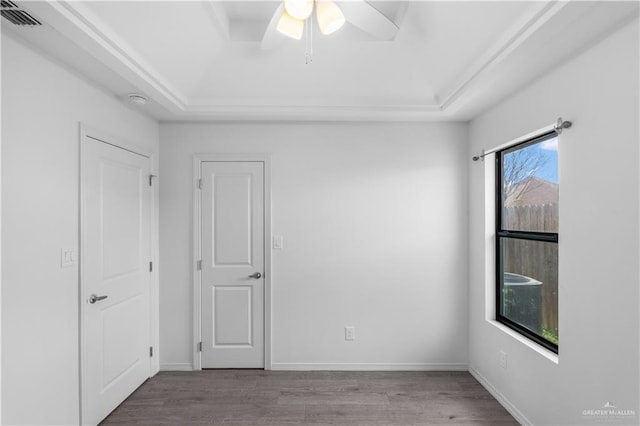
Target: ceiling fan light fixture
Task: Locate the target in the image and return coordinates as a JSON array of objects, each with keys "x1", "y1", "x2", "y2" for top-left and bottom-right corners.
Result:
[
  {"x1": 284, "y1": 0, "x2": 314, "y2": 20},
  {"x1": 316, "y1": 0, "x2": 345, "y2": 35},
  {"x1": 277, "y1": 10, "x2": 304, "y2": 40}
]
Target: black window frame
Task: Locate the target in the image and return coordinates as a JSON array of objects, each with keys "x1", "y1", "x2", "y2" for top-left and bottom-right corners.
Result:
[{"x1": 495, "y1": 130, "x2": 559, "y2": 354}]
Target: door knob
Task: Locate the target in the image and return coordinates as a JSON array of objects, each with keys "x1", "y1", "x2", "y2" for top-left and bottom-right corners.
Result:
[
  {"x1": 89, "y1": 294, "x2": 108, "y2": 304},
  {"x1": 248, "y1": 272, "x2": 262, "y2": 279}
]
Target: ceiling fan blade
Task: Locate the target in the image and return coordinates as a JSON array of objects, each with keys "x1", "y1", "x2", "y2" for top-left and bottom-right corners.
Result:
[
  {"x1": 261, "y1": 3, "x2": 286, "y2": 50},
  {"x1": 338, "y1": 0, "x2": 399, "y2": 40}
]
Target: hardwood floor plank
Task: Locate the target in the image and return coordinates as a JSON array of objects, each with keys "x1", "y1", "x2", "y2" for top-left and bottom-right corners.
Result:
[
  {"x1": 303, "y1": 404, "x2": 392, "y2": 425},
  {"x1": 256, "y1": 378, "x2": 359, "y2": 391},
  {"x1": 242, "y1": 389, "x2": 282, "y2": 405},
  {"x1": 212, "y1": 405, "x2": 306, "y2": 425},
  {"x1": 358, "y1": 378, "x2": 464, "y2": 393},
  {"x1": 277, "y1": 390, "x2": 390, "y2": 405}
]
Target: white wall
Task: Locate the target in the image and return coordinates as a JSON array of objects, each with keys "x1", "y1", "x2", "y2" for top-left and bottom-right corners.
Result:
[
  {"x1": 0, "y1": 26, "x2": 3, "y2": 425},
  {"x1": 468, "y1": 18, "x2": 639, "y2": 425},
  {"x1": 1, "y1": 33, "x2": 159, "y2": 425},
  {"x1": 159, "y1": 122, "x2": 469, "y2": 370}
]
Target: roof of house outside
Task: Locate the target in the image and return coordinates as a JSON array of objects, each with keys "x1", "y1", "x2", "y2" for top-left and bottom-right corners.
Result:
[{"x1": 505, "y1": 177, "x2": 558, "y2": 207}]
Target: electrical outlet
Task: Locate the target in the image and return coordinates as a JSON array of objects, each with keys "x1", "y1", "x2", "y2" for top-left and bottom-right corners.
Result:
[
  {"x1": 499, "y1": 350, "x2": 507, "y2": 369},
  {"x1": 345, "y1": 326, "x2": 355, "y2": 341}
]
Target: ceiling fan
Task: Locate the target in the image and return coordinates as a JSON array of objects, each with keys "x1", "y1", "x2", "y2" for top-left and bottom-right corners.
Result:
[{"x1": 261, "y1": 0, "x2": 400, "y2": 49}]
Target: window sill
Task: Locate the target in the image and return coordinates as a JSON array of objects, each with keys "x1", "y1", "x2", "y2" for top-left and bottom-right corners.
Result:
[{"x1": 488, "y1": 320, "x2": 559, "y2": 364}]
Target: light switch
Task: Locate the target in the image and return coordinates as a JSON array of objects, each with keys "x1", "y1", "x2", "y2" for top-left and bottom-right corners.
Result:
[
  {"x1": 61, "y1": 248, "x2": 77, "y2": 268},
  {"x1": 273, "y1": 235, "x2": 283, "y2": 250}
]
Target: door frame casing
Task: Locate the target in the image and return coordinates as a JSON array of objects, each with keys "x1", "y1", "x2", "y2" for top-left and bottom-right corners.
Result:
[
  {"x1": 79, "y1": 124, "x2": 159, "y2": 424},
  {"x1": 192, "y1": 153, "x2": 272, "y2": 371}
]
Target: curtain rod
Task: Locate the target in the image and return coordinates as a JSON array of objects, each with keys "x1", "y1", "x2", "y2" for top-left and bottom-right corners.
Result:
[{"x1": 472, "y1": 117, "x2": 572, "y2": 162}]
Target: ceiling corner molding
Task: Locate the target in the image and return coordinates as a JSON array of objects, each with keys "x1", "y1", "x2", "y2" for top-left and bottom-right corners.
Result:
[
  {"x1": 203, "y1": 1, "x2": 230, "y2": 40},
  {"x1": 25, "y1": 1, "x2": 189, "y2": 112},
  {"x1": 438, "y1": 0, "x2": 569, "y2": 112},
  {"x1": 180, "y1": 103, "x2": 444, "y2": 122}
]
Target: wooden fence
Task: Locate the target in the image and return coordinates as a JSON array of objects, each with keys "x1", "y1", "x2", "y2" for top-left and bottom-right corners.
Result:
[{"x1": 503, "y1": 204, "x2": 558, "y2": 336}]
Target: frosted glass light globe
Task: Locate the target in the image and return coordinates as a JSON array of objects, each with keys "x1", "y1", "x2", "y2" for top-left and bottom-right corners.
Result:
[
  {"x1": 284, "y1": 0, "x2": 314, "y2": 20},
  {"x1": 277, "y1": 10, "x2": 304, "y2": 40},
  {"x1": 316, "y1": 1, "x2": 345, "y2": 35}
]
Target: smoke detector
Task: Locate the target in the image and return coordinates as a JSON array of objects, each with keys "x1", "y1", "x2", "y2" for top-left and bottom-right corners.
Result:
[{"x1": 128, "y1": 93, "x2": 148, "y2": 105}]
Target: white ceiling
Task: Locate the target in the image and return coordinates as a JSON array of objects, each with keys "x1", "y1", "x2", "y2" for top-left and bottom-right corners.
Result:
[{"x1": 4, "y1": 1, "x2": 638, "y2": 121}]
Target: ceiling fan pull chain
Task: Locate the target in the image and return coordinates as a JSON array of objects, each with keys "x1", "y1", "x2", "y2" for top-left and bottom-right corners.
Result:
[{"x1": 305, "y1": 16, "x2": 313, "y2": 64}]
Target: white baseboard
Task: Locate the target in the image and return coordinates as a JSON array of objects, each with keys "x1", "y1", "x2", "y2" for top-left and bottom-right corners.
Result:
[
  {"x1": 468, "y1": 366, "x2": 530, "y2": 426},
  {"x1": 159, "y1": 363, "x2": 193, "y2": 371},
  {"x1": 271, "y1": 362, "x2": 468, "y2": 371}
]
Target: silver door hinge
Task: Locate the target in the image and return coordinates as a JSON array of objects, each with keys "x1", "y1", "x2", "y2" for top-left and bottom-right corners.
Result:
[
  {"x1": 197, "y1": 260, "x2": 202, "y2": 270},
  {"x1": 149, "y1": 346, "x2": 153, "y2": 357},
  {"x1": 198, "y1": 342, "x2": 203, "y2": 352},
  {"x1": 149, "y1": 261, "x2": 153, "y2": 272},
  {"x1": 197, "y1": 179, "x2": 202, "y2": 189},
  {"x1": 149, "y1": 174, "x2": 157, "y2": 187}
]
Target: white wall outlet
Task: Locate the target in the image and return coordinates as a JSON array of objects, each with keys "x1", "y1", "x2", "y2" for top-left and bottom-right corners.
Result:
[
  {"x1": 345, "y1": 326, "x2": 355, "y2": 341},
  {"x1": 499, "y1": 350, "x2": 507, "y2": 370},
  {"x1": 273, "y1": 235, "x2": 283, "y2": 250},
  {"x1": 60, "y1": 247, "x2": 77, "y2": 268}
]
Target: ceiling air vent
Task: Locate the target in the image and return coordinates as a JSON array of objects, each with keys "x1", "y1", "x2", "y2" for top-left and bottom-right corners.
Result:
[{"x1": 1, "y1": 0, "x2": 41, "y2": 26}]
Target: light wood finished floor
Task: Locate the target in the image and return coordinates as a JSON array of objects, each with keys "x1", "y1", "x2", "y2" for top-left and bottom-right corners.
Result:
[{"x1": 100, "y1": 370, "x2": 519, "y2": 425}]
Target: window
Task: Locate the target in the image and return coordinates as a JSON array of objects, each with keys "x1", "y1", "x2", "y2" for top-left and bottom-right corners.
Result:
[{"x1": 496, "y1": 131, "x2": 559, "y2": 353}]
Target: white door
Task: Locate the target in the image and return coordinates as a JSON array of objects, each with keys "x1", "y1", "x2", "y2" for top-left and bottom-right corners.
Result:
[
  {"x1": 201, "y1": 161, "x2": 264, "y2": 368},
  {"x1": 82, "y1": 136, "x2": 151, "y2": 425}
]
